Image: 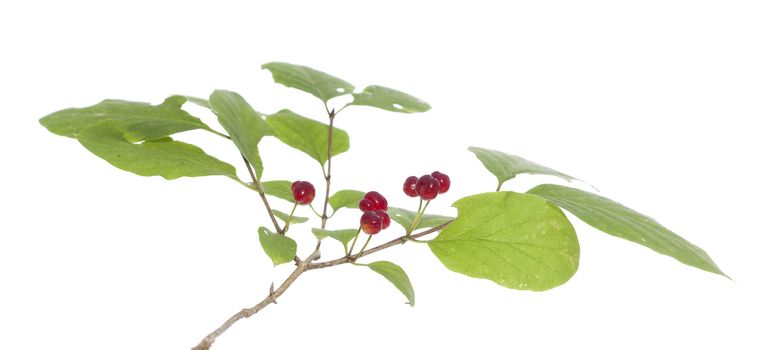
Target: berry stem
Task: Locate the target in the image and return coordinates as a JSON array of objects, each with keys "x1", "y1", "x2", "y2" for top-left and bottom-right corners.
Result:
[
  {"x1": 406, "y1": 200, "x2": 431, "y2": 237},
  {"x1": 347, "y1": 227, "x2": 362, "y2": 256},
  {"x1": 282, "y1": 202, "x2": 298, "y2": 233},
  {"x1": 241, "y1": 154, "x2": 283, "y2": 235},
  {"x1": 354, "y1": 234, "x2": 374, "y2": 260}
]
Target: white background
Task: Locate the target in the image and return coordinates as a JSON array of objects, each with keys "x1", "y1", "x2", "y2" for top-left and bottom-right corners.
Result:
[{"x1": 1, "y1": 1, "x2": 761, "y2": 349}]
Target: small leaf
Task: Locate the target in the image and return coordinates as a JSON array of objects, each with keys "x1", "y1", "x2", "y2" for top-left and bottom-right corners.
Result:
[
  {"x1": 386, "y1": 207, "x2": 454, "y2": 231},
  {"x1": 267, "y1": 110, "x2": 350, "y2": 165},
  {"x1": 261, "y1": 180, "x2": 295, "y2": 203},
  {"x1": 329, "y1": 190, "x2": 365, "y2": 213},
  {"x1": 528, "y1": 184, "x2": 725, "y2": 276},
  {"x1": 273, "y1": 209, "x2": 309, "y2": 225},
  {"x1": 364, "y1": 261, "x2": 416, "y2": 306},
  {"x1": 351, "y1": 85, "x2": 431, "y2": 113},
  {"x1": 76, "y1": 121, "x2": 236, "y2": 180},
  {"x1": 468, "y1": 147, "x2": 577, "y2": 189},
  {"x1": 311, "y1": 228, "x2": 358, "y2": 251},
  {"x1": 262, "y1": 62, "x2": 354, "y2": 103},
  {"x1": 258, "y1": 227, "x2": 297, "y2": 265},
  {"x1": 428, "y1": 192, "x2": 579, "y2": 291},
  {"x1": 40, "y1": 96, "x2": 212, "y2": 142},
  {"x1": 209, "y1": 90, "x2": 272, "y2": 178}
]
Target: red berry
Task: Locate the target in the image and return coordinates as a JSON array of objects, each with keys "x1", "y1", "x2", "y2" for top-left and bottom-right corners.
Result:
[
  {"x1": 403, "y1": 176, "x2": 418, "y2": 197},
  {"x1": 364, "y1": 191, "x2": 388, "y2": 211},
  {"x1": 416, "y1": 175, "x2": 440, "y2": 200},
  {"x1": 431, "y1": 171, "x2": 450, "y2": 194},
  {"x1": 360, "y1": 211, "x2": 383, "y2": 235},
  {"x1": 375, "y1": 210, "x2": 391, "y2": 229},
  {"x1": 291, "y1": 181, "x2": 315, "y2": 205},
  {"x1": 358, "y1": 198, "x2": 375, "y2": 212}
]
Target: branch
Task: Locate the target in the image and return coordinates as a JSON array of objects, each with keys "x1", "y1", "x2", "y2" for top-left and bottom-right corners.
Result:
[
  {"x1": 191, "y1": 262, "x2": 308, "y2": 350},
  {"x1": 308, "y1": 220, "x2": 452, "y2": 270},
  {"x1": 241, "y1": 155, "x2": 283, "y2": 234}
]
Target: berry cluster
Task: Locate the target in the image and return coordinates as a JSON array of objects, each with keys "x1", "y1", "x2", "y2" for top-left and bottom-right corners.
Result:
[
  {"x1": 403, "y1": 171, "x2": 450, "y2": 200},
  {"x1": 358, "y1": 191, "x2": 391, "y2": 235},
  {"x1": 291, "y1": 181, "x2": 316, "y2": 205}
]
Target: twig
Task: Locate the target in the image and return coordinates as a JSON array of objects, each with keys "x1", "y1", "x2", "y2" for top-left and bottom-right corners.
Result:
[
  {"x1": 308, "y1": 220, "x2": 452, "y2": 270},
  {"x1": 241, "y1": 155, "x2": 283, "y2": 234},
  {"x1": 319, "y1": 109, "x2": 336, "y2": 229}
]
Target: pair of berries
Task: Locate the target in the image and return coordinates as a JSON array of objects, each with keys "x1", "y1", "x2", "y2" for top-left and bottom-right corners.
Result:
[
  {"x1": 358, "y1": 191, "x2": 391, "y2": 235},
  {"x1": 403, "y1": 171, "x2": 450, "y2": 200},
  {"x1": 291, "y1": 181, "x2": 316, "y2": 205}
]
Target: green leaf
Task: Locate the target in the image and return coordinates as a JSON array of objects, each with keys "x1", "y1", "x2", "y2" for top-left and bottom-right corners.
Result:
[
  {"x1": 266, "y1": 110, "x2": 350, "y2": 165},
  {"x1": 329, "y1": 190, "x2": 365, "y2": 213},
  {"x1": 261, "y1": 180, "x2": 295, "y2": 203},
  {"x1": 428, "y1": 192, "x2": 579, "y2": 291},
  {"x1": 40, "y1": 95, "x2": 212, "y2": 142},
  {"x1": 468, "y1": 147, "x2": 577, "y2": 189},
  {"x1": 76, "y1": 121, "x2": 236, "y2": 180},
  {"x1": 209, "y1": 90, "x2": 272, "y2": 178},
  {"x1": 311, "y1": 228, "x2": 358, "y2": 251},
  {"x1": 273, "y1": 209, "x2": 309, "y2": 225},
  {"x1": 351, "y1": 85, "x2": 431, "y2": 113},
  {"x1": 364, "y1": 261, "x2": 416, "y2": 306},
  {"x1": 262, "y1": 62, "x2": 354, "y2": 103},
  {"x1": 387, "y1": 207, "x2": 454, "y2": 231},
  {"x1": 527, "y1": 184, "x2": 725, "y2": 276},
  {"x1": 258, "y1": 227, "x2": 297, "y2": 265}
]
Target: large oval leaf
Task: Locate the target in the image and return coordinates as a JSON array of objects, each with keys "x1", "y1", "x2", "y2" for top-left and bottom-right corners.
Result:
[
  {"x1": 468, "y1": 147, "x2": 577, "y2": 189},
  {"x1": 428, "y1": 192, "x2": 579, "y2": 291},
  {"x1": 258, "y1": 227, "x2": 297, "y2": 266},
  {"x1": 363, "y1": 261, "x2": 415, "y2": 306},
  {"x1": 350, "y1": 85, "x2": 431, "y2": 113},
  {"x1": 209, "y1": 90, "x2": 272, "y2": 178},
  {"x1": 267, "y1": 109, "x2": 349, "y2": 165},
  {"x1": 40, "y1": 95, "x2": 212, "y2": 142},
  {"x1": 528, "y1": 184, "x2": 725, "y2": 276},
  {"x1": 76, "y1": 121, "x2": 236, "y2": 180},
  {"x1": 262, "y1": 62, "x2": 354, "y2": 103}
]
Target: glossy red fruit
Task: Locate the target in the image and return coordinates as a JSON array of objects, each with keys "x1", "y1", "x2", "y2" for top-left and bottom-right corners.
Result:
[
  {"x1": 291, "y1": 181, "x2": 316, "y2": 205},
  {"x1": 403, "y1": 176, "x2": 418, "y2": 197},
  {"x1": 431, "y1": 171, "x2": 450, "y2": 194},
  {"x1": 416, "y1": 175, "x2": 440, "y2": 200},
  {"x1": 360, "y1": 211, "x2": 383, "y2": 235},
  {"x1": 375, "y1": 210, "x2": 391, "y2": 229},
  {"x1": 358, "y1": 198, "x2": 375, "y2": 212},
  {"x1": 364, "y1": 191, "x2": 388, "y2": 211}
]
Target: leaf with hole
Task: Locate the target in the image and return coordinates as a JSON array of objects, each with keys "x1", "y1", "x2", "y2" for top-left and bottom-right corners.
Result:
[
  {"x1": 386, "y1": 207, "x2": 454, "y2": 231},
  {"x1": 75, "y1": 121, "x2": 237, "y2": 180},
  {"x1": 468, "y1": 147, "x2": 577, "y2": 189},
  {"x1": 528, "y1": 184, "x2": 725, "y2": 276},
  {"x1": 312, "y1": 228, "x2": 358, "y2": 252},
  {"x1": 258, "y1": 227, "x2": 297, "y2": 266},
  {"x1": 351, "y1": 85, "x2": 431, "y2": 113},
  {"x1": 361, "y1": 261, "x2": 415, "y2": 306},
  {"x1": 329, "y1": 190, "x2": 365, "y2": 213},
  {"x1": 209, "y1": 90, "x2": 272, "y2": 178},
  {"x1": 267, "y1": 109, "x2": 350, "y2": 165},
  {"x1": 428, "y1": 192, "x2": 579, "y2": 291},
  {"x1": 40, "y1": 95, "x2": 213, "y2": 142},
  {"x1": 262, "y1": 62, "x2": 354, "y2": 103}
]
